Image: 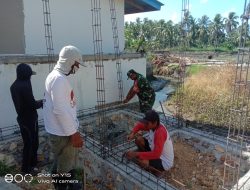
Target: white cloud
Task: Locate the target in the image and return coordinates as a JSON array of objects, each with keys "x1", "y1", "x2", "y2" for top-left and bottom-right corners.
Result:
[
  {"x1": 189, "y1": 4, "x2": 193, "y2": 12},
  {"x1": 124, "y1": 13, "x2": 145, "y2": 23},
  {"x1": 124, "y1": 14, "x2": 137, "y2": 23},
  {"x1": 200, "y1": 0, "x2": 209, "y2": 4},
  {"x1": 222, "y1": 8, "x2": 236, "y2": 17},
  {"x1": 171, "y1": 11, "x2": 179, "y2": 23}
]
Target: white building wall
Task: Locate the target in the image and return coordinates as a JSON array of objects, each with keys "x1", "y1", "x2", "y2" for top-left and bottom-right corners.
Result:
[
  {"x1": 23, "y1": 0, "x2": 124, "y2": 54},
  {"x1": 0, "y1": 57, "x2": 145, "y2": 128}
]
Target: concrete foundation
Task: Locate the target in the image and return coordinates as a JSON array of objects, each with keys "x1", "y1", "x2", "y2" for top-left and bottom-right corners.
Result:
[
  {"x1": 0, "y1": 108, "x2": 249, "y2": 190},
  {"x1": 76, "y1": 109, "x2": 250, "y2": 190}
]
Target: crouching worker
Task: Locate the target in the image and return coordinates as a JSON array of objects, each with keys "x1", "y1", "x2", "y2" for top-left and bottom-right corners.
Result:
[{"x1": 125, "y1": 110, "x2": 174, "y2": 172}]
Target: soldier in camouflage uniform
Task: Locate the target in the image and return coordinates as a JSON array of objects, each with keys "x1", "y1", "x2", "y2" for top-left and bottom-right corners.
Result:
[{"x1": 123, "y1": 69, "x2": 155, "y2": 113}]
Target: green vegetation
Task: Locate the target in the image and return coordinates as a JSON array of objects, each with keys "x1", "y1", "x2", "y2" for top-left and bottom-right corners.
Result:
[
  {"x1": 30, "y1": 178, "x2": 39, "y2": 185},
  {"x1": 0, "y1": 161, "x2": 16, "y2": 176},
  {"x1": 74, "y1": 168, "x2": 85, "y2": 182},
  {"x1": 126, "y1": 10, "x2": 249, "y2": 128},
  {"x1": 187, "y1": 47, "x2": 237, "y2": 53},
  {"x1": 186, "y1": 64, "x2": 206, "y2": 76},
  {"x1": 125, "y1": 12, "x2": 244, "y2": 52}
]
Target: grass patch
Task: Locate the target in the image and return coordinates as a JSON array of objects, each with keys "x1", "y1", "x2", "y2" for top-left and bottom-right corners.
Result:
[
  {"x1": 168, "y1": 46, "x2": 238, "y2": 53},
  {"x1": 30, "y1": 178, "x2": 39, "y2": 185},
  {"x1": 74, "y1": 168, "x2": 85, "y2": 182},
  {"x1": 0, "y1": 161, "x2": 16, "y2": 176},
  {"x1": 186, "y1": 64, "x2": 206, "y2": 76},
  {"x1": 188, "y1": 46, "x2": 237, "y2": 52},
  {"x1": 168, "y1": 65, "x2": 248, "y2": 127}
]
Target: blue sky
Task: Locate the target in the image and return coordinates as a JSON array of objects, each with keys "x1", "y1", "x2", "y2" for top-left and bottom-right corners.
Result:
[{"x1": 125, "y1": 0, "x2": 245, "y2": 23}]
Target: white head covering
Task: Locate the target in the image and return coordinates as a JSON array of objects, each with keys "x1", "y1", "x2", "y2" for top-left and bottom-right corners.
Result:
[{"x1": 54, "y1": 45, "x2": 86, "y2": 74}]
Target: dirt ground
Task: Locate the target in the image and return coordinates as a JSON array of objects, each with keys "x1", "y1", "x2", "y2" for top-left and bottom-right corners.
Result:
[
  {"x1": 7, "y1": 125, "x2": 229, "y2": 190},
  {"x1": 165, "y1": 137, "x2": 224, "y2": 190},
  {"x1": 83, "y1": 136, "x2": 226, "y2": 190},
  {"x1": 15, "y1": 137, "x2": 225, "y2": 190},
  {"x1": 14, "y1": 135, "x2": 225, "y2": 190}
]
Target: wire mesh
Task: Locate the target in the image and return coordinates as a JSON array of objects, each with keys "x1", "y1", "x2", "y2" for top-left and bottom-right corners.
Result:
[
  {"x1": 1, "y1": 105, "x2": 242, "y2": 143},
  {"x1": 1, "y1": 105, "x2": 249, "y2": 189},
  {"x1": 79, "y1": 108, "x2": 178, "y2": 190}
]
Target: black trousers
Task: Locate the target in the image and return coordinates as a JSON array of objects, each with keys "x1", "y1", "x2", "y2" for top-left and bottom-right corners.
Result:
[
  {"x1": 143, "y1": 138, "x2": 164, "y2": 171},
  {"x1": 17, "y1": 119, "x2": 39, "y2": 173}
]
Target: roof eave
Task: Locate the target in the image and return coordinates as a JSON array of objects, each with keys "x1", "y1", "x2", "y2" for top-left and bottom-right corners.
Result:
[{"x1": 125, "y1": 0, "x2": 163, "y2": 15}]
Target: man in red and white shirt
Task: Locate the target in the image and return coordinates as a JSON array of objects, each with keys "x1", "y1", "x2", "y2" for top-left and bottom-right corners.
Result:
[{"x1": 126, "y1": 110, "x2": 174, "y2": 171}]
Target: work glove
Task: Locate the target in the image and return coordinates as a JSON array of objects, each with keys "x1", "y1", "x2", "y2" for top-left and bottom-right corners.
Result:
[{"x1": 70, "y1": 132, "x2": 83, "y2": 148}]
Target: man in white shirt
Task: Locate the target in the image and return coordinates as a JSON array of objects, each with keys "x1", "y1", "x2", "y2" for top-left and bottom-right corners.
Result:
[{"x1": 43, "y1": 45, "x2": 85, "y2": 189}]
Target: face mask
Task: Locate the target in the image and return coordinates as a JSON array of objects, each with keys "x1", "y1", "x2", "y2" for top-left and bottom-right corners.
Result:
[
  {"x1": 72, "y1": 65, "x2": 79, "y2": 74},
  {"x1": 66, "y1": 64, "x2": 79, "y2": 76}
]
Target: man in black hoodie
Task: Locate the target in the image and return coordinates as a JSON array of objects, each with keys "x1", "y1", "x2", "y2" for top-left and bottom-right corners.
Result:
[{"x1": 10, "y1": 63, "x2": 43, "y2": 173}]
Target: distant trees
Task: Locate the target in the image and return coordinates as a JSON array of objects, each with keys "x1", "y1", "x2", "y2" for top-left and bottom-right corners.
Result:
[
  {"x1": 224, "y1": 12, "x2": 239, "y2": 34},
  {"x1": 197, "y1": 15, "x2": 210, "y2": 47},
  {"x1": 124, "y1": 12, "x2": 249, "y2": 51}
]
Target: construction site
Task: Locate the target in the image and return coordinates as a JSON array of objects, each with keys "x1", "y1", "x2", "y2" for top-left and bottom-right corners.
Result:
[{"x1": 0, "y1": 0, "x2": 250, "y2": 190}]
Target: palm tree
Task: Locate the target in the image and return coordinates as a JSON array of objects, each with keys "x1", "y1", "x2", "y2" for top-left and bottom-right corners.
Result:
[
  {"x1": 197, "y1": 15, "x2": 211, "y2": 47},
  {"x1": 209, "y1": 14, "x2": 225, "y2": 47},
  {"x1": 180, "y1": 10, "x2": 192, "y2": 48},
  {"x1": 187, "y1": 15, "x2": 198, "y2": 47},
  {"x1": 165, "y1": 20, "x2": 175, "y2": 48},
  {"x1": 154, "y1": 19, "x2": 168, "y2": 49},
  {"x1": 224, "y1": 12, "x2": 239, "y2": 34}
]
